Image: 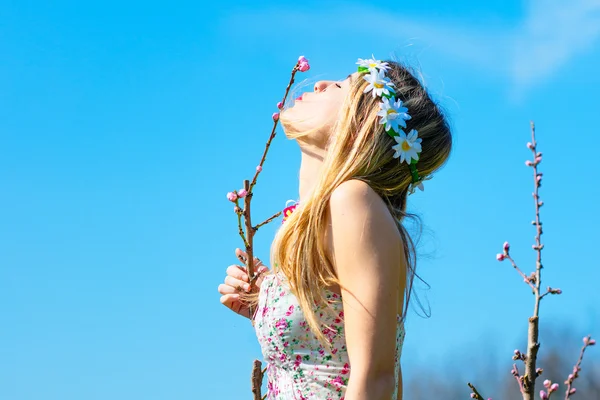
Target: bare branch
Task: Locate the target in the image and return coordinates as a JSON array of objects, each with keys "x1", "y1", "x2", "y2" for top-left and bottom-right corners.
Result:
[{"x1": 254, "y1": 211, "x2": 282, "y2": 232}]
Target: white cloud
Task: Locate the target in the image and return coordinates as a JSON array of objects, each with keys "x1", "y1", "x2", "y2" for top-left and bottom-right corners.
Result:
[
  {"x1": 510, "y1": 0, "x2": 600, "y2": 89},
  {"x1": 225, "y1": 0, "x2": 600, "y2": 96}
]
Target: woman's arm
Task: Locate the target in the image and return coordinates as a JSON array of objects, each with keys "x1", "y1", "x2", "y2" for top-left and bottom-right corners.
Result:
[{"x1": 328, "y1": 180, "x2": 404, "y2": 400}]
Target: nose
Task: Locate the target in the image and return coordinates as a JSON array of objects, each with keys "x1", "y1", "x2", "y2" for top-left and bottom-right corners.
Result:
[{"x1": 314, "y1": 80, "x2": 335, "y2": 92}]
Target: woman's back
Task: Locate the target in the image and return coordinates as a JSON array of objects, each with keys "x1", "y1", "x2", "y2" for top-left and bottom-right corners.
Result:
[{"x1": 255, "y1": 273, "x2": 405, "y2": 399}]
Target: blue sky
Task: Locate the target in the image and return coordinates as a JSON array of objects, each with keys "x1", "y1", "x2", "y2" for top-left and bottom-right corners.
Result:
[{"x1": 1, "y1": 0, "x2": 599, "y2": 399}]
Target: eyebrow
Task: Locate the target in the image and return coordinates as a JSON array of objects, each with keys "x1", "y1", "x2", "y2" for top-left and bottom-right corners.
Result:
[{"x1": 347, "y1": 74, "x2": 353, "y2": 81}]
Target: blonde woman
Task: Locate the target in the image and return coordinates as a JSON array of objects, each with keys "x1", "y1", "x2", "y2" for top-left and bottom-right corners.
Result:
[{"x1": 218, "y1": 58, "x2": 452, "y2": 400}]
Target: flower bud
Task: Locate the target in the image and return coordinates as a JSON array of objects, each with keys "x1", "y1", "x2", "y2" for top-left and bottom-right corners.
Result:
[
  {"x1": 570, "y1": 388, "x2": 576, "y2": 395},
  {"x1": 272, "y1": 112, "x2": 280, "y2": 121},
  {"x1": 227, "y1": 191, "x2": 238, "y2": 202},
  {"x1": 277, "y1": 101, "x2": 283, "y2": 109},
  {"x1": 298, "y1": 61, "x2": 310, "y2": 72},
  {"x1": 496, "y1": 253, "x2": 505, "y2": 261},
  {"x1": 589, "y1": 339, "x2": 596, "y2": 346},
  {"x1": 238, "y1": 188, "x2": 248, "y2": 198},
  {"x1": 526, "y1": 160, "x2": 533, "y2": 167},
  {"x1": 543, "y1": 380, "x2": 551, "y2": 388},
  {"x1": 503, "y1": 241, "x2": 510, "y2": 252},
  {"x1": 298, "y1": 55, "x2": 308, "y2": 64},
  {"x1": 256, "y1": 165, "x2": 263, "y2": 172},
  {"x1": 527, "y1": 142, "x2": 534, "y2": 150},
  {"x1": 550, "y1": 383, "x2": 559, "y2": 391},
  {"x1": 540, "y1": 390, "x2": 548, "y2": 400}
]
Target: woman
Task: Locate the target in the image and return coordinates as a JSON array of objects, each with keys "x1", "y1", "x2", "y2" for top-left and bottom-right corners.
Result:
[{"x1": 218, "y1": 57, "x2": 452, "y2": 399}]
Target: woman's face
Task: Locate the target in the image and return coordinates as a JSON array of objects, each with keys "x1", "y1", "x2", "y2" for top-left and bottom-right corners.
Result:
[{"x1": 282, "y1": 73, "x2": 358, "y2": 150}]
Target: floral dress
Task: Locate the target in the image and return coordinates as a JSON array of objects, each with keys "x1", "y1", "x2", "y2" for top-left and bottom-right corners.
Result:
[{"x1": 254, "y1": 272, "x2": 405, "y2": 400}]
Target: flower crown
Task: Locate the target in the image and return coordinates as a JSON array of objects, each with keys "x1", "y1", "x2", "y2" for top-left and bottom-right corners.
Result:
[{"x1": 356, "y1": 56, "x2": 426, "y2": 194}]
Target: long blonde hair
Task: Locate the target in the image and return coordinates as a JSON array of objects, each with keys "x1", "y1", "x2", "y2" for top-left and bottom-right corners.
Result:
[{"x1": 271, "y1": 61, "x2": 452, "y2": 345}]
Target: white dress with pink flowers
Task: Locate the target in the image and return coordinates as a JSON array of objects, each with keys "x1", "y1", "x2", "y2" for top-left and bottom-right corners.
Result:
[{"x1": 254, "y1": 273, "x2": 405, "y2": 400}]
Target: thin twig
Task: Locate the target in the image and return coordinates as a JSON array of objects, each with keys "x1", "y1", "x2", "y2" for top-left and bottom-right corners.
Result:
[
  {"x1": 243, "y1": 180, "x2": 256, "y2": 284},
  {"x1": 506, "y1": 254, "x2": 536, "y2": 291},
  {"x1": 235, "y1": 200, "x2": 249, "y2": 248},
  {"x1": 523, "y1": 121, "x2": 544, "y2": 399},
  {"x1": 254, "y1": 211, "x2": 282, "y2": 232},
  {"x1": 467, "y1": 382, "x2": 485, "y2": 400},
  {"x1": 564, "y1": 336, "x2": 595, "y2": 399},
  {"x1": 512, "y1": 363, "x2": 526, "y2": 395}
]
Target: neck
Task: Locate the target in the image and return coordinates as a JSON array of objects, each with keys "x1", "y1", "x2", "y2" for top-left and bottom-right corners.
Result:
[{"x1": 298, "y1": 146, "x2": 325, "y2": 203}]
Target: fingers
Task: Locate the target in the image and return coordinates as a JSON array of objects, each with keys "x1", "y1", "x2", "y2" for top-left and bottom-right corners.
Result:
[
  {"x1": 220, "y1": 293, "x2": 241, "y2": 311},
  {"x1": 224, "y1": 276, "x2": 251, "y2": 292},
  {"x1": 235, "y1": 248, "x2": 248, "y2": 264},
  {"x1": 235, "y1": 248, "x2": 267, "y2": 270},
  {"x1": 226, "y1": 264, "x2": 249, "y2": 282},
  {"x1": 217, "y1": 283, "x2": 237, "y2": 296}
]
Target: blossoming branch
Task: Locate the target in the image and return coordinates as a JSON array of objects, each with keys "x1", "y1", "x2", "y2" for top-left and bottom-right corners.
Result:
[{"x1": 467, "y1": 122, "x2": 595, "y2": 400}]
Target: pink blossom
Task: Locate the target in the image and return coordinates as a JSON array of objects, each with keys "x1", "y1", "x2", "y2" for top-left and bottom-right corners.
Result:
[
  {"x1": 590, "y1": 339, "x2": 596, "y2": 345},
  {"x1": 570, "y1": 388, "x2": 577, "y2": 395},
  {"x1": 543, "y1": 380, "x2": 551, "y2": 388},
  {"x1": 526, "y1": 160, "x2": 533, "y2": 167},
  {"x1": 272, "y1": 112, "x2": 280, "y2": 121},
  {"x1": 277, "y1": 101, "x2": 283, "y2": 109},
  {"x1": 551, "y1": 383, "x2": 559, "y2": 391},
  {"x1": 298, "y1": 61, "x2": 310, "y2": 72},
  {"x1": 298, "y1": 55, "x2": 308, "y2": 64},
  {"x1": 535, "y1": 156, "x2": 542, "y2": 163},
  {"x1": 503, "y1": 241, "x2": 510, "y2": 252},
  {"x1": 226, "y1": 191, "x2": 238, "y2": 202},
  {"x1": 540, "y1": 390, "x2": 548, "y2": 400},
  {"x1": 527, "y1": 142, "x2": 534, "y2": 150},
  {"x1": 470, "y1": 394, "x2": 476, "y2": 399},
  {"x1": 496, "y1": 253, "x2": 506, "y2": 261},
  {"x1": 237, "y1": 188, "x2": 248, "y2": 198}
]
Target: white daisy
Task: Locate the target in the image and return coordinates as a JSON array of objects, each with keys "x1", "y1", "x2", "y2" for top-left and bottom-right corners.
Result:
[
  {"x1": 356, "y1": 55, "x2": 390, "y2": 72},
  {"x1": 377, "y1": 97, "x2": 411, "y2": 133},
  {"x1": 363, "y1": 69, "x2": 395, "y2": 98},
  {"x1": 409, "y1": 181, "x2": 425, "y2": 193},
  {"x1": 392, "y1": 129, "x2": 422, "y2": 164}
]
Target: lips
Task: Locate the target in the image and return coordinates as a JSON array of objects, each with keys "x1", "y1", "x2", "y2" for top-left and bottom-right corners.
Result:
[{"x1": 296, "y1": 94, "x2": 303, "y2": 101}]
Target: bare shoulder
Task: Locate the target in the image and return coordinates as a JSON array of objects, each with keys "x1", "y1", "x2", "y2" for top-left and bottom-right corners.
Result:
[{"x1": 328, "y1": 179, "x2": 400, "y2": 241}]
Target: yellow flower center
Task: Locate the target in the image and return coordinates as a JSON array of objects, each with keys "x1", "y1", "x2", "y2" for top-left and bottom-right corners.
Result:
[
  {"x1": 374, "y1": 83, "x2": 384, "y2": 89},
  {"x1": 369, "y1": 63, "x2": 378, "y2": 68},
  {"x1": 387, "y1": 109, "x2": 396, "y2": 115},
  {"x1": 401, "y1": 141, "x2": 412, "y2": 151}
]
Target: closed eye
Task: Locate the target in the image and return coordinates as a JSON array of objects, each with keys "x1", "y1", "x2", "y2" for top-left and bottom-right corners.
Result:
[{"x1": 335, "y1": 83, "x2": 341, "y2": 88}]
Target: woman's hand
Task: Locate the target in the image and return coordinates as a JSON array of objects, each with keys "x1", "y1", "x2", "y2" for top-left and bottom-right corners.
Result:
[{"x1": 218, "y1": 248, "x2": 268, "y2": 319}]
